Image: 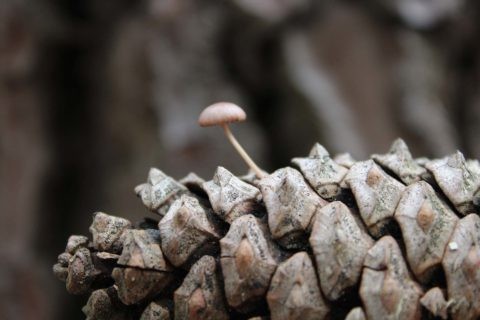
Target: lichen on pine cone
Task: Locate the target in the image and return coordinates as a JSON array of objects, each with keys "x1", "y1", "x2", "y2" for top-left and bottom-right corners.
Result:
[{"x1": 53, "y1": 138, "x2": 480, "y2": 320}]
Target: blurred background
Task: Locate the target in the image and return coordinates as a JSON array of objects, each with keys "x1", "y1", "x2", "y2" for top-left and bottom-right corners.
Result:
[{"x1": 1, "y1": 0, "x2": 479, "y2": 319}]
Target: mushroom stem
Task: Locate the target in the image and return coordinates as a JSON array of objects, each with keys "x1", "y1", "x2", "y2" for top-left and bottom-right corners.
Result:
[{"x1": 222, "y1": 124, "x2": 266, "y2": 179}]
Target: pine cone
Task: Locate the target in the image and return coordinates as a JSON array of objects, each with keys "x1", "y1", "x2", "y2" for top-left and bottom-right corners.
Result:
[{"x1": 53, "y1": 139, "x2": 480, "y2": 319}]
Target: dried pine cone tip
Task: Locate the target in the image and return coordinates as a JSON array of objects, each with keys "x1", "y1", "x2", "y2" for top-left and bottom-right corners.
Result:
[
  {"x1": 140, "y1": 301, "x2": 171, "y2": 320},
  {"x1": 94, "y1": 251, "x2": 120, "y2": 262},
  {"x1": 66, "y1": 247, "x2": 97, "y2": 295},
  {"x1": 112, "y1": 266, "x2": 174, "y2": 305},
  {"x1": 291, "y1": 143, "x2": 348, "y2": 200},
  {"x1": 65, "y1": 235, "x2": 89, "y2": 254},
  {"x1": 82, "y1": 287, "x2": 126, "y2": 320},
  {"x1": 58, "y1": 252, "x2": 72, "y2": 266},
  {"x1": 117, "y1": 229, "x2": 171, "y2": 271},
  {"x1": 309, "y1": 201, "x2": 374, "y2": 300},
  {"x1": 174, "y1": 255, "x2": 228, "y2": 320},
  {"x1": 220, "y1": 214, "x2": 282, "y2": 312},
  {"x1": 258, "y1": 167, "x2": 327, "y2": 249},
  {"x1": 239, "y1": 168, "x2": 269, "y2": 185},
  {"x1": 179, "y1": 172, "x2": 207, "y2": 197},
  {"x1": 333, "y1": 152, "x2": 356, "y2": 189},
  {"x1": 54, "y1": 252, "x2": 73, "y2": 282},
  {"x1": 394, "y1": 180, "x2": 459, "y2": 282},
  {"x1": 83, "y1": 289, "x2": 112, "y2": 319},
  {"x1": 159, "y1": 194, "x2": 221, "y2": 267},
  {"x1": 414, "y1": 156, "x2": 430, "y2": 167},
  {"x1": 441, "y1": 214, "x2": 480, "y2": 319},
  {"x1": 203, "y1": 166, "x2": 262, "y2": 223},
  {"x1": 333, "y1": 152, "x2": 356, "y2": 169},
  {"x1": 135, "y1": 168, "x2": 189, "y2": 217},
  {"x1": 345, "y1": 160, "x2": 406, "y2": 237},
  {"x1": 467, "y1": 159, "x2": 480, "y2": 175},
  {"x1": 420, "y1": 287, "x2": 448, "y2": 319},
  {"x1": 360, "y1": 236, "x2": 423, "y2": 319},
  {"x1": 426, "y1": 151, "x2": 480, "y2": 215},
  {"x1": 371, "y1": 138, "x2": 428, "y2": 185},
  {"x1": 112, "y1": 227, "x2": 175, "y2": 305},
  {"x1": 89, "y1": 212, "x2": 132, "y2": 253},
  {"x1": 53, "y1": 263, "x2": 69, "y2": 282},
  {"x1": 267, "y1": 251, "x2": 329, "y2": 320}
]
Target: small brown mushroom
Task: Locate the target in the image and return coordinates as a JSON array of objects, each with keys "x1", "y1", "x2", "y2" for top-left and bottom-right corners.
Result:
[{"x1": 198, "y1": 102, "x2": 265, "y2": 178}]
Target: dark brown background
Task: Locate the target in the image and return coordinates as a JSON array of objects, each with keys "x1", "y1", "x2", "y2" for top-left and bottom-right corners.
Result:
[{"x1": 1, "y1": 0, "x2": 479, "y2": 319}]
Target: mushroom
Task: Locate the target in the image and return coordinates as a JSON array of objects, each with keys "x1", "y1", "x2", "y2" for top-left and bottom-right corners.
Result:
[{"x1": 198, "y1": 102, "x2": 266, "y2": 178}]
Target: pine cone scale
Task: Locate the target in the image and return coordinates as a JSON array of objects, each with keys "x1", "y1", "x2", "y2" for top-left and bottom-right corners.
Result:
[{"x1": 53, "y1": 139, "x2": 480, "y2": 319}]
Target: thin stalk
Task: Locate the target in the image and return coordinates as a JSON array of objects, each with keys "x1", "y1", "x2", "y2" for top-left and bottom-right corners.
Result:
[{"x1": 222, "y1": 124, "x2": 266, "y2": 179}]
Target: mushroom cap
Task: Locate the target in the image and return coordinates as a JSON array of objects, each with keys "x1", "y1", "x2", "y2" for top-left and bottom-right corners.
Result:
[{"x1": 198, "y1": 102, "x2": 247, "y2": 127}]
